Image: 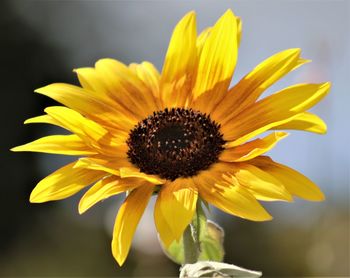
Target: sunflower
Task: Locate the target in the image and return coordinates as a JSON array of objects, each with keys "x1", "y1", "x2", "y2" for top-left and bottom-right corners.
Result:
[{"x1": 12, "y1": 9, "x2": 330, "y2": 266}]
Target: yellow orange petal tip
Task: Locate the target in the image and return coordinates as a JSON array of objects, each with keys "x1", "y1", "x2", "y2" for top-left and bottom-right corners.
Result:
[
  {"x1": 319, "y1": 192, "x2": 326, "y2": 201},
  {"x1": 78, "y1": 204, "x2": 86, "y2": 215},
  {"x1": 34, "y1": 85, "x2": 49, "y2": 94},
  {"x1": 281, "y1": 48, "x2": 301, "y2": 59},
  {"x1": 299, "y1": 58, "x2": 312, "y2": 64},
  {"x1": 185, "y1": 10, "x2": 196, "y2": 18},
  {"x1": 29, "y1": 192, "x2": 40, "y2": 203},
  {"x1": 315, "y1": 82, "x2": 331, "y2": 97},
  {"x1": 43, "y1": 106, "x2": 57, "y2": 114},
  {"x1": 72, "y1": 68, "x2": 83, "y2": 73},
  {"x1": 309, "y1": 190, "x2": 326, "y2": 202},
  {"x1": 286, "y1": 48, "x2": 301, "y2": 55},
  {"x1": 23, "y1": 118, "x2": 33, "y2": 124},
  {"x1": 253, "y1": 213, "x2": 273, "y2": 222},
  {"x1": 72, "y1": 159, "x2": 84, "y2": 169},
  {"x1": 275, "y1": 131, "x2": 290, "y2": 138},
  {"x1": 10, "y1": 147, "x2": 18, "y2": 152},
  {"x1": 263, "y1": 214, "x2": 273, "y2": 221},
  {"x1": 322, "y1": 81, "x2": 332, "y2": 90},
  {"x1": 34, "y1": 84, "x2": 65, "y2": 95},
  {"x1": 114, "y1": 255, "x2": 126, "y2": 267},
  {"x1": 218, "y1": 9, "x2": 237, "y2": 22},
  {"x1": 223, "y1": 8, "x2": 235, "y2": 17},
  {"x1": 10, "y1": 145, "x2": 28, "y2": 152}
]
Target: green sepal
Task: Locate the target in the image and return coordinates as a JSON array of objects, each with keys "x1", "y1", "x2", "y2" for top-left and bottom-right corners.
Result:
[
  {"x1": 198, "y1": 220, "x2": 224, "y2": 262},
  {"x1": 161, "y1": 200, "x2": 225, "y2": 265}
]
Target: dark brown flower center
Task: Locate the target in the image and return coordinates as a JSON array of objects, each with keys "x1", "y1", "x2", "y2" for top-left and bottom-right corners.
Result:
[{"x1": 127, "y1": 108, "x2": 225, "y2": 181}]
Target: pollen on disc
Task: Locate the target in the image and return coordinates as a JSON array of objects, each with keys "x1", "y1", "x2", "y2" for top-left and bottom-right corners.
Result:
[{"x1": 127, "y1": 108, "x2": 225, "y2": 180}]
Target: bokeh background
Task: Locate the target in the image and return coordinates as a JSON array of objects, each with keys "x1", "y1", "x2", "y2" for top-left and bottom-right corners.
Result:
[{"x1": 1, "y1": 0, "x2": 349, "y2": 276}]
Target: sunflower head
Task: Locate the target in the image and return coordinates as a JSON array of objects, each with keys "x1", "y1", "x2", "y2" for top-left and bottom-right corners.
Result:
[
  {"x1": 127, "y1": 107, "x2": 225, "y2": 180},
  {"x1": 12, "y1": 9, "x2": 330, "y2": 266}
]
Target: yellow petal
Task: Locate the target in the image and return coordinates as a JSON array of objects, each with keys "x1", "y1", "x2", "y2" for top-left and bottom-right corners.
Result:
[
  {"x1": 11, "y1": 134, "x2": 96, "y2": 155},
  {"x1": 24, "y1": 114, "x2": 60, "y2": 126},
  {"x1": 129, "y1": 61, "x2": 161, "y2": 99},
  {"x1": 196, "y1": 27, "x2": 211, "y2": 57},
  {"x1": 222, "y1": 82, "x2": 331, "y2": 146},
  {"x1": 236, "y1": 17, "x2": 242, "y2": 46},
  {"x1": 74, "y1": 67, "x2": 141, "y2": 122},
  {"x1": 35, "y1": 83, "x2": 136, "y2": 132},
  {"x1": 273, "y1": 112, "x2": 327, "y2": 134},
  {"x1": 212, "y1": 48, "x2": 305, "y2": 123},
  {"x1": 95, "y1": 58, "x2": 159, "y2": 119},
  {"x1": 251, "y1": 156, "x2": 325, "y2": 201},
  {"x1": 74, "y1": 156, "x2": 130, "y2": 176},
  {"x1": 194, "y1": 17, "x2": 242, "y2": 112},
  {"x1": 112, "y1": 184, "x2": 154, "y2": 266},
  {"x1": 196, "y1": 17, "x2": 241, "y2": 58},
  {"x1": 24, "y1": 111, "x2": 128, "y2": 155},
  {"x1": 221, "y1": 132, "x2": 288, "y2": 162},
  {"x1": 79, "y1": 176, "x2": 143, "y2": 214},
  {"x1": 294, "y1": 57, "x2": 311, "y2": 70},
  {"x1": 29, "y1": 161, "x2": 105, "y2": 203},
  {"x1": 24, "y1": 114, "x2": 127, "y2": 151},
  {"x1": 160, "y1": 12, "x2": 197, "y2": 108},
  {"x1": 192, "y1": 9, "x2": 238, "y2": 104},
  {"x1": 161, "y1": 11, "x2": 197, "y2": 85},
  {"x1": 73, "y1": 67, "x2": 111, "y2": 100},
  {"x1": 229, "y1": 163, "x2": 293, "y2": 202},
  {"x1": 119, "y1": 167, "x2": 165, "y2": 184},
  {"x1": 155, "y1": 179, "x2": 198, "y2": 245},
  {"x1": 44, "y1": 106, "x2": 126, "y2": 156},
  {"x1": 194, "y1": 167, "x2": 272, "y2": 221},
  {"x1": 154, "y1": 195, "x2": 177, "y2": 247},
  {"x1": 45, "y1": 106, "x2": 108, "y2": 142},
  {"x1": 161, "y1": 75, "x2": 195, "y2": 108}
]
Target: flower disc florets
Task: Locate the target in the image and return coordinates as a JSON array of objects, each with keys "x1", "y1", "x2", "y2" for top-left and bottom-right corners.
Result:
[{"x1": 127, "y1": 108, "x2": 225, "y2": 180}]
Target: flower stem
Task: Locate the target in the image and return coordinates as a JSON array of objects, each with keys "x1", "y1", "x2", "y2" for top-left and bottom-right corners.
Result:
[{"x1": 183, "y1": 223, "x2": 198, "y2": 264}]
